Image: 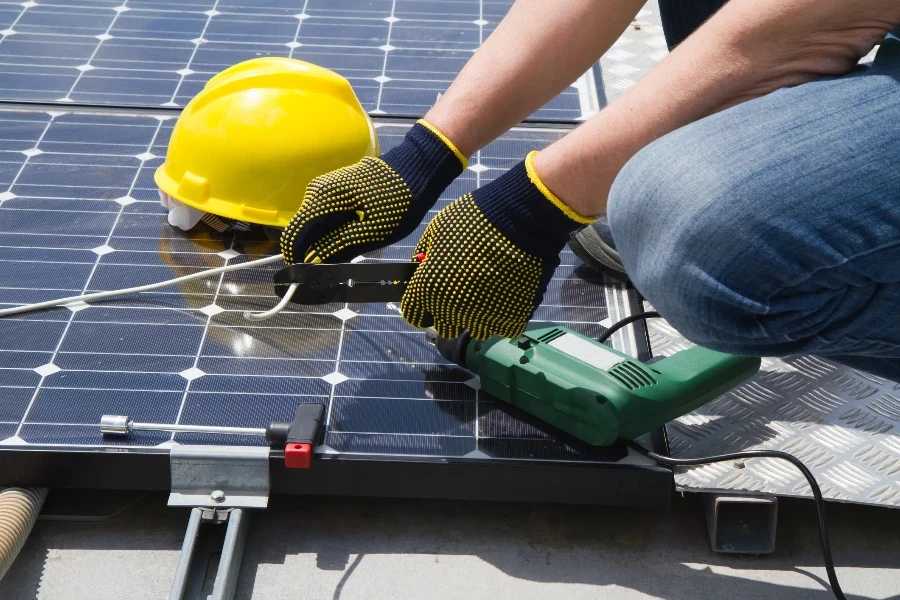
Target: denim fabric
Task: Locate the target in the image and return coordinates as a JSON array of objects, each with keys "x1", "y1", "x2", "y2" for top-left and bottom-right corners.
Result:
[{"x1": 607, "y1": 43, "x2": 900, "y2": 379}]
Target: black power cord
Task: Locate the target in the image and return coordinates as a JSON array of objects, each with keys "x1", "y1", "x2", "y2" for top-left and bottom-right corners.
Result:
[
  {"x1": 626, "y1": 441, "x2": 846, "y2": 600},
  {"x1": 598, "y1": 311, "x2": 661, "y2": 344},
  {"x1": 604, "y1": 311, "x2": 847, "y2": 598}
]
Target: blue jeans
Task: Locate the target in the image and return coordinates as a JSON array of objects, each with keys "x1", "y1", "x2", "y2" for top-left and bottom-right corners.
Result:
[{"x1": 607, "y1": 40, "x2": 900, "y2": 380}]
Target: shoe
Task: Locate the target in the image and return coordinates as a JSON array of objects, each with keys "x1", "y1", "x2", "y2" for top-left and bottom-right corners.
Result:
[{"x1": 567, "y1": 214, "x2": 630, "y2": 283}]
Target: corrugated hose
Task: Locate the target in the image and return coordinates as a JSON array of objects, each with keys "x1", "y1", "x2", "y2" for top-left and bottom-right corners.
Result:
[{"x1": 0, "y1": 487, "x2": 48, "y2": 580}]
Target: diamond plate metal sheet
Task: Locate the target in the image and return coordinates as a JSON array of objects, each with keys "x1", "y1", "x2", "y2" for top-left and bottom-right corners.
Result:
[
  {"x1": 599, "y1": 1, "x2": 668, "y2": 103},
  {"x1": 648, "y1": 317, "x2": 900, "y2": 508}
]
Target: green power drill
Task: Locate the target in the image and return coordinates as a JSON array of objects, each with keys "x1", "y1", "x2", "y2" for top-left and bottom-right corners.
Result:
[
  {"x1": 426, "y1": 323, "x2": 760, "y2": 446},
  {"x1": 274, "y1": 261, "x2": 762, "y2": 446}
]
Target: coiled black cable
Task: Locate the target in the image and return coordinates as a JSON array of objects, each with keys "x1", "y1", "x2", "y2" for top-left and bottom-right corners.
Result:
[
  {"x1": 626, "y1": 441, "x2": 846, "y2": 600},
  {"x1": 603, "y1": 311, "x2": 846, "y2": 598}
]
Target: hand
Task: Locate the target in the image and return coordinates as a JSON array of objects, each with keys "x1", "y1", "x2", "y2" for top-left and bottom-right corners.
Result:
[
  {"x1": 400, "y1": 152, "x2": 595, "y2": 340},
  {"x1": 280, "y1": 120, "x2": 467, "y2": 265}
]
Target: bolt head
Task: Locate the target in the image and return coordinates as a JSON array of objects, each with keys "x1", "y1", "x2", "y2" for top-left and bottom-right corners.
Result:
[
  {"x1": 733, "y1": 459, "x2": 746, "y2": 469},
  {"x1": 210, "y1": 490, "x2": 226, "y2": 503}
]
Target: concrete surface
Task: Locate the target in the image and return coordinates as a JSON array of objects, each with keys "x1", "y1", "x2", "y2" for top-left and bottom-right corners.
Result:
[{"x1": 0, "y1": 491, "x2": 898, "y2": 600}]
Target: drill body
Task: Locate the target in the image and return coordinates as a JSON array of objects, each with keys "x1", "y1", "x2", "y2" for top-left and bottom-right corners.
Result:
[{"x1": 431, "y1": 323, "x2": 760, "y2": 446}]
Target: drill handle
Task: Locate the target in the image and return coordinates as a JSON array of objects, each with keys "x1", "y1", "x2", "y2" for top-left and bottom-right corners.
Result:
[
  {"x1": 615, "y1": 347, "x2": 760, "y2": 440},
  {"x1": 654, "y1": 346, "x2": 760, "y2": 387}
]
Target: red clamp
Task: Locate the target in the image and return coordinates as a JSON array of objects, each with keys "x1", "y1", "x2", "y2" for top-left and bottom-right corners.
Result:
[
  {"x1": 266, "y1": 403, "x2": 325, "y2": 469},
  {"x1": 284, "y1": 443, "x2": 313, "y2": 469}
]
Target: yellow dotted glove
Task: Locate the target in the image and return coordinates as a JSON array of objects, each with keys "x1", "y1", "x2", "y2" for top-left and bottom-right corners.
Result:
[
  {"x1": 401, "y1": 152, "x2": 596, "y2": 340},
  {"x1": 280, "y1": 120, "x2": 466, "y2": 265}
]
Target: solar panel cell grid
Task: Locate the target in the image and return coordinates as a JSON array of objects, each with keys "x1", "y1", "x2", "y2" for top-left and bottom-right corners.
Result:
[
  {"x1": 0, "y1": 112, "x2": 627, "y2": 463},
  {"x1": 0, "y1": 0, "x2": 597, "y2": 120}
]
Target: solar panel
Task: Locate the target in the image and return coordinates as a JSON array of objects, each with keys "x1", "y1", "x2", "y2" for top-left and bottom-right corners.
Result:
[
  {"x1": 0, "y1": 0, "x2": 600, "y2": 121},
  {"x1": 0, "y1": 110, "x2": 645, "y2": 465}
]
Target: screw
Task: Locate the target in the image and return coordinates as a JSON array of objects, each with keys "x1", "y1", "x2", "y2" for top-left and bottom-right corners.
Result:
[
  {"x1": 210, "y1": 490, "x2": 226, "y2": 503},
  {"x1": 733, "y1": 459, "x2": 746, "y2": 469}
]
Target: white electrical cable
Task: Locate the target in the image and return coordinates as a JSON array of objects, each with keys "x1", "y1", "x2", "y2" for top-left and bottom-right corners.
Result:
[
  {"x1": 0, "y1": 254, "x2": 285, "y2": 318},
  {"x1": 243, "y1": 283, "x2": 299, "y2": 321}
]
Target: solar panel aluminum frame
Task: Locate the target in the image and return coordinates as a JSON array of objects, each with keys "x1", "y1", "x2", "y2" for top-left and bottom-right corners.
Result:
[
  {"x1": 0, "y1": 441, "x2": 674, "y2": 508},
  {"x1": 0, "y1": 106, "x2": 668, "y2": 506}
]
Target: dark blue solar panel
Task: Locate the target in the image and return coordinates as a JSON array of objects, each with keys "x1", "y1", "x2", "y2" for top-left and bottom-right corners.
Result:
[
  {"x1": 0, "y1": 111, "x2": 636, "y2": 462},
  {"x1": 0, "y1": 1, "x2": 597, "y2": 121}
]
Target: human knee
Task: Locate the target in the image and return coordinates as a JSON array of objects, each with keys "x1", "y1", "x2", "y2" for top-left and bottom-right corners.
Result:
[
  {"x1": 607, "y1": 133, "x2": 894, "y2": 357},
  {"x1": 609, "y1": 129, "x2": 751, "y2": 289},
  {"x1": 606, "y1": 128, "x2": 787, "y2": 352},
  {"x1": 605, "y1": 67, "x2": 900, "y2": 357}
]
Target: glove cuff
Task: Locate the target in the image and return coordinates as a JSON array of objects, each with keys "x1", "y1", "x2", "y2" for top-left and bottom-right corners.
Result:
[
  {"x1": 381, "y1": 120, "x2": 467, "y2": 208},
  {"x1": 474, "y1": 151, "x2": 596, "y2": 259}
]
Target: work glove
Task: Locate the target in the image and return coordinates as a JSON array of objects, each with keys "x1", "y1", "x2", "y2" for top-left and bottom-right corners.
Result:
[
  {"x1": 280, "y1": 119, "x2": 467, "y2": 265},
  {"x1": 400, "y1": 151, "x2": 596, "y2": 340}
]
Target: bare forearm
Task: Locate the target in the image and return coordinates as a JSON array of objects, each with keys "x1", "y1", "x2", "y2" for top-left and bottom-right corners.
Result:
[
  {"x1": 424, "y1": 0, "x2": 645, "y2": 158},
  {"x1": 536, "y1": 0, "x2": 900, "y2": 216}
]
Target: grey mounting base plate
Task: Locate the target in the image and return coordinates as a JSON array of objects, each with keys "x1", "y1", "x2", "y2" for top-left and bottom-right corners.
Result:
[{"x1": 649, "y1": 317, "x2": 900, "y2": 508}]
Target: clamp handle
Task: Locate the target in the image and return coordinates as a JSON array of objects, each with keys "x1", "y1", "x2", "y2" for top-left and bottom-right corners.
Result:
[{"x1": 273, "y1": 262, "x2": 420, "y2": 304}]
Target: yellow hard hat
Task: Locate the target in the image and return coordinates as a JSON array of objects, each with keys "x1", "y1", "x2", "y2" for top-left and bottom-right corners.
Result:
[{"x1": 154, "y1": 57, "x2": 379, "y2": 229}]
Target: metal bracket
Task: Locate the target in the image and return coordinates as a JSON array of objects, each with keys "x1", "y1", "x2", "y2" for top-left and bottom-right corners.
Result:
[
  {"x1": 168, "y1": 445, "x2": 270, "y2": 509},
  {"x1": 169, "y1": 507, "x2": 251, "y2": 600},
  {"x1": 703, "y1": 493, "x2": 778, "y2": 554}
]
